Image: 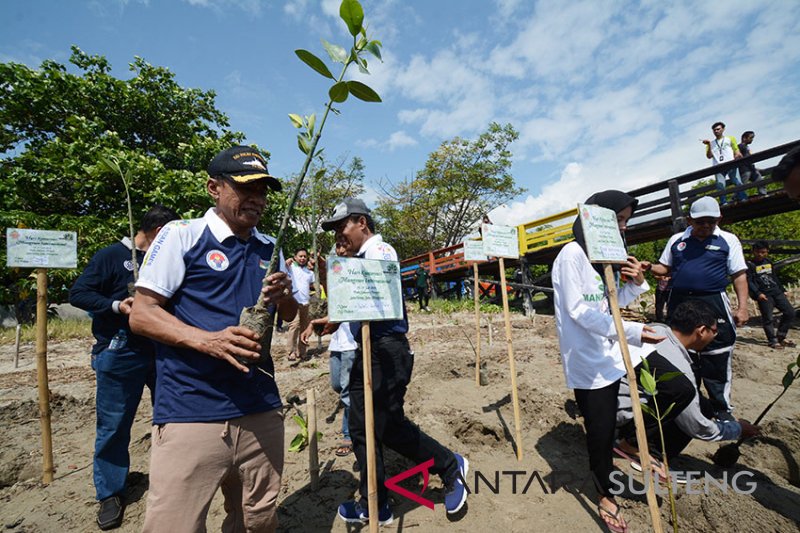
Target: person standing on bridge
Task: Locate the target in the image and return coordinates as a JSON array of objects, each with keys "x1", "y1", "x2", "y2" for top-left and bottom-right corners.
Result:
[
  {"x1": 738, "y1": 131, "x2": 767, "y2": 196},
  {"x1": 552, "y1": 190, "x2": 664, "y2": 533},
  {"x1": 646, "y1": 196, "x2": 749, "y2": 418},
  {"x1": 702, "y1": 121, "x2": 746, "y2": 205}
]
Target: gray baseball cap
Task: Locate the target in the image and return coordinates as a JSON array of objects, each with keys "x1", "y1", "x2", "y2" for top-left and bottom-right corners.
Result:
[
  {"x1": 321, "y1": 198, "x2": 371, "y2": 231},
  {"x1": 689, "y1": 196, "x2": 721, "y2": 218}
]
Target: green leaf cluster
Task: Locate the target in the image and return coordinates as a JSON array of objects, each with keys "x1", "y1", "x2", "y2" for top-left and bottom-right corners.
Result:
[
  {"x1": 374, "y1": 123, "x2": 525, "y2": 259},
  {"x1": 288, "y1": 413, "x2": 323, "y2": 453},
  {"x1": 0, "y1": 47, "x2": 272, "y2": 318}
]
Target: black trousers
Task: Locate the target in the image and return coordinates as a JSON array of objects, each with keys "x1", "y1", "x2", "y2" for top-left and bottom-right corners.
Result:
[
  {"x1": 574, "y1": 381, "x2": 620, "y2": 497},
  {"x1": 655, "y1": 288, "x2": 670, "y2": 322},
  {"x1": 417, "y1": 288, "x2": 430, "y2": 309},
  {"x1": 618, "y1": 352, "x2": 695, "y2": 456},
  {"x1": 757, "y1": 291, "x2": 795, "y2": 343},
  {"x1": 349, "y1": 334, "x2": 457, "y2": 507}
]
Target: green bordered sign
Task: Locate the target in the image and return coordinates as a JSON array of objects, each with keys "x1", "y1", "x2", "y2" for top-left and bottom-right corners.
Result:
[
  {"x1": 463, "y1": 239, "x2": 488, "y2": 262},
  {"x1": 577, "y1": 203, "x2": 628, "y2": 263},
  {"x1": 481, "y1": 223, "x2": 519, "y2": 259},
  {"x1": 6, "y1": 228, "x2": 77, "y2": 269},
  {"x1": 327, "y1": 257, "x2": 403, "y2": 322}
]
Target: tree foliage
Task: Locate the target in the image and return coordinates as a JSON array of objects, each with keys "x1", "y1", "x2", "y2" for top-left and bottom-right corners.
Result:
[
  {"x1": 284, "y1": 155, "x2": 365, "y2": 255},
  {"x1": 0, "y1": 47, "x2": 271, "y2": 318},
  {"x1": 374, "y1": 122, "x2": 524, "y2": 259}
]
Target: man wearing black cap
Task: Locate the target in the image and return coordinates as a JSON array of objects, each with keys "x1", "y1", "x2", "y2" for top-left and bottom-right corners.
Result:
[
  {"x1": 320, "y1": 198, "x2": 469, "y2": 526},
  {"x1": 130, "y1": 146, "x2": 297, "y2": 532}
]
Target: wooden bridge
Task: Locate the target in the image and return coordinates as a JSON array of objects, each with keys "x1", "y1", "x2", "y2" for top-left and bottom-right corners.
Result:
[{"x1": 400, "y1": 139, "x2": 800, "y2": 302}]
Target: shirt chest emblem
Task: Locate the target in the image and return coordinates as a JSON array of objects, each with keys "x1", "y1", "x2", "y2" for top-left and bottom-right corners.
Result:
[
  {"x1": 676, "y1": 242, "x2": 687, "y2": 251},
  {"x1": 206, "y1": 250, "x2": 230, "y2": 271},
  {"x1": 705, "y1": 245, "x2": 721, "y2": 251},
  {"x1": 123, "y1": 260, "x2": 134, "y2": 271}
]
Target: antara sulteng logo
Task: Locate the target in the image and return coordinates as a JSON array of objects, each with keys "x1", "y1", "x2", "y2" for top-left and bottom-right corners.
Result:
[{"x1": 385, "y1": 459, "x2": 757, "y2": 510}]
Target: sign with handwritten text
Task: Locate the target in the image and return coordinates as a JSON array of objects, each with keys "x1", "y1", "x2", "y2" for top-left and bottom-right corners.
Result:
[
  {"x1": 327, "y1": 257, "x2": 403, "y2": 322},
  {"x1": 481, "y1": 223, "x2": 519, "y2": 259},
  {"x1": 6, "y1": 228, "x2": 77, "y2": 269},
  {"x1": 577, "y1": 204, "x2": 627, "y2": 263}
]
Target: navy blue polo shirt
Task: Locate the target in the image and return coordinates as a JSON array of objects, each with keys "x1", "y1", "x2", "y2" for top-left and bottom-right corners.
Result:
[
  {"x1": 659, "y1": 226, "x2": 747, "y2": 293},
  {"x1": 136, "y1": 209, "x2": 286, "y2": 424}
]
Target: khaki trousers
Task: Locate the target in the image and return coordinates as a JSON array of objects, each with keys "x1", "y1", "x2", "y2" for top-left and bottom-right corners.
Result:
[
  {"x1": 142, "y1": 409, "x2": 284, "y2": 533},
  {"x1": 287, "y1": 303, "x2": 310, "y2": 359}
]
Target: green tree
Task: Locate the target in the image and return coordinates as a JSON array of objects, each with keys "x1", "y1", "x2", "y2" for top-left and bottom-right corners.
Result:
[
  {"x1": 374, "y1": 122, "x2": 524, "y2": 259},
  {"x1": 0, "y1": 47, "x2": 275, "y2": 319}
]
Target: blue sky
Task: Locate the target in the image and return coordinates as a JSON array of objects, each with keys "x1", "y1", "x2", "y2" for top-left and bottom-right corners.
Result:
[{"x1": 3, "y1": 0, "x2": 800, "y2": 226}]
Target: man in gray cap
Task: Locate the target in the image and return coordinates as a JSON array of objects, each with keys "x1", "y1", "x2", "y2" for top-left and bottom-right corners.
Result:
[
  {"x1": 646, "y1": 196, "x2": 749, "y2": 418},
  {"x1": 130, "y1": 145, "x2": 297, "y2": 532},
  {"x1": 320, "y1": 198, "x2": 469, "y2": 526}
]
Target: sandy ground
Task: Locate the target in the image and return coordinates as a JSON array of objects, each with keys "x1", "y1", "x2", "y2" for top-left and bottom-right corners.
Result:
[{"x1": 0, "y1": 307, "x2": 799, "y2": 533}]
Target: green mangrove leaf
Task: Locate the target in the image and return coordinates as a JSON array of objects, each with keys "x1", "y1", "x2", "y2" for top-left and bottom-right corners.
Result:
[
  {"x1": 295, "y1": 49, "x2": 335, "y2": 79},
  {"x1": 346, "y1": 80, "x2": 381, "y2": 102},
  {"x1": 339, "y1": 0, "x2": 364, "y2": 37},
  {"x1": 329, "y1": 81, "x2": 349, "y2": 103},
  {"x1": 640, "y1": 368, "x2": 657, "y2": 395},
  {"x1": 662, "y1": 402, "x2": 675, "y2": 419},
  {"x1": 289, "y1": 113, "x2": 304, "y2": 128},
  {"x1": 657, "y1": 371, "x2": 684, "y2": 383},
  {"x1": 783, "y1": 369, "x2": 796, "y2": 389},
  {"x1": 366, "y1": 41, "x2": 382, "y2": 61},
  {"x1": 321, "y1": 39, "x2": 348, "y2": 64}
]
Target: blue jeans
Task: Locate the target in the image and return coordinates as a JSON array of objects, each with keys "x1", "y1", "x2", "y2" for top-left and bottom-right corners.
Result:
[
  {"x1": 329, "y1": 350, "x2": 356, "y2": 439},
  {"x1": 715, "y1": 167, "x2": 747, "y2": 204},
  {"x1": 92, "y1": 339, "x2": 155, "y2": 501}
]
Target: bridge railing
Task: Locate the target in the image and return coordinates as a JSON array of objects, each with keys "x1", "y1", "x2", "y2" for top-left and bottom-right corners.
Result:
[{"x1": 400, "y1": 139, "x2": 800, "y2": 274}]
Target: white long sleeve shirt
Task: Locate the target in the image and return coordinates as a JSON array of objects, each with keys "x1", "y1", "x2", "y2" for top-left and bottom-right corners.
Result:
[{"x1": 552, "y1": 241, "x2": 650, "y2": 390}]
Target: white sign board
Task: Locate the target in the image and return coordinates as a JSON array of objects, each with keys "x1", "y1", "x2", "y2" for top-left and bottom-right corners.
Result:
[
  {"x1": 327, "y1": 257, "x2": 404, "y2": 322},
  {"x1": 463, "y1": 240, "x2": 488, "y2": 262},
  {"x1": 577, "y1": 204, "x2": 628, "y2": 263},
  {"x1": 6, "y1": 228, "x2": 78, "y2": 268},
  {"x1": 481, "y1": 224, "x2": 519, "y2": 259}
]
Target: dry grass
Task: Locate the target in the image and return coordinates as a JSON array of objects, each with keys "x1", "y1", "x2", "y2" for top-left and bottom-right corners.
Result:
[{"x1": 0, "y1": 318, "x2": 92, "y2": 345}]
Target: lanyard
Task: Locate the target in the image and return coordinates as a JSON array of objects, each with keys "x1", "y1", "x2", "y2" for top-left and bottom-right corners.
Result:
[{"x1": 714, "y1": 138, "x2": 726, "y2": 161}]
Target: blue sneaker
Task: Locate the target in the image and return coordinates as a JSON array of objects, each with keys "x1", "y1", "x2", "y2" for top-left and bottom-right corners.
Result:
[
  {"x1": 444, "y1": 453, "x2": 469, "y2": 514},
  {"x1": 337, "y1": 500, "x2": 393, "y2": 526}
]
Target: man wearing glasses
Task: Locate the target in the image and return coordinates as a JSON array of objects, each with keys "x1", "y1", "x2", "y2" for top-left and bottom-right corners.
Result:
[
  {"x1": 701, "y1": 121, "x2": 745, "y2": 204},
  {"x1": 646, "y1": 196, "x2": 749, "y2": 420}
]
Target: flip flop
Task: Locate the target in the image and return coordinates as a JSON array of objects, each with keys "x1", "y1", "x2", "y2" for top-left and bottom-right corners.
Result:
[
  {"x1": 613, "y1": 446, "x2": 673, "y2": 484},
  {"x1": 287, "y1": 353, "x2": 299, "y2": 362},
  {"x1": 335, "y1": 440, "x2": 353, "y2": 457},
  {"x1": 598, "y1": 502, "x2": 628, "y2": 533}
]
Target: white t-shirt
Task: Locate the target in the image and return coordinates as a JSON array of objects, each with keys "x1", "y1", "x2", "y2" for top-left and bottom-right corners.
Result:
[
  {"x1": 329, "y1": 321, "x2": 357, "y2": 352},
  {"x1": 552, "y1": 241, "x2": 650, "y2": 390},
  {"x1": 709, "y1": 136, "x2": 737, "y2": 166},
  {"x1": 289, "y1": 263, "x2": 315, "y2": 305}
]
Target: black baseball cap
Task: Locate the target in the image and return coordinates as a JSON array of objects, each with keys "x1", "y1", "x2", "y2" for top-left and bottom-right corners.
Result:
[
  {"x1": 207, "y1": 145, "x2": 282, "y2": 191},
  {"x1": 321, "y1": 198, "x2": 371, "y2": 231}
]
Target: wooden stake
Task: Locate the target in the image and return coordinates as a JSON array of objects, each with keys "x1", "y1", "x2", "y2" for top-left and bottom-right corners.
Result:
[
  {"x1": 14, "y1": 324, "x2": 21, "y2": 369},
  {"x1": 603, "y1": 265, "x2": 663, "y2": 533},
  {"x1": 499, "y1": 258, "x2": 523, "y2": 461},
  {"x1": 307, "y1": 388, "x2": 319, "y2": 490},
  {"x1": 362, "y1": 323, "x2": 378, "y2": 533},
  {"x1": 35, "y1": 269, "x2": 54, "y2": 484},
  {"x1": 473, "y1": 263, "x2": 482, "y2": 386}
]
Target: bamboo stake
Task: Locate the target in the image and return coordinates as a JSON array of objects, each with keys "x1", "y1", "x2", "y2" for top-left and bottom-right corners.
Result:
[
  {"x1": 603, "y1": 265, "x2": 663, "y2": 533},
  {"x1": 474, "y1": 263, "x2": 482, "y2": 386},
  {"x1": 35, "y1": 269, "x2": 54, "y2": 484},
  {"x1": 499, "y1": 258, "x2": 523, "y2": 461},
  {"x1": 14, "y1": 324, "x2": 21, "y2": 368},
  {"x1": 362, "y1": 323, "x2": 378, "y2": 533},
  {"x1": 307, "y1": 388, "x2": 319, "y2": 490}
]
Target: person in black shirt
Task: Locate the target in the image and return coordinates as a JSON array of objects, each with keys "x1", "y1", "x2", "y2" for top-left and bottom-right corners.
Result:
[
  {"x1": 747, "y1": 241, "x2": 796, "y2": 349},
  {"x1": 69, "y1": 205, "x2": 177, "y2": 530}
]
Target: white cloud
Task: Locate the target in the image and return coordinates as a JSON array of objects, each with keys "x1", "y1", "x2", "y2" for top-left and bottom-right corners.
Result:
[
  {"x1": 387, "y1": 130, "x2": 417, "y2": 150},
  {"x1": 183, "y1": 0, "x2": 263, "y2": 13}
]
